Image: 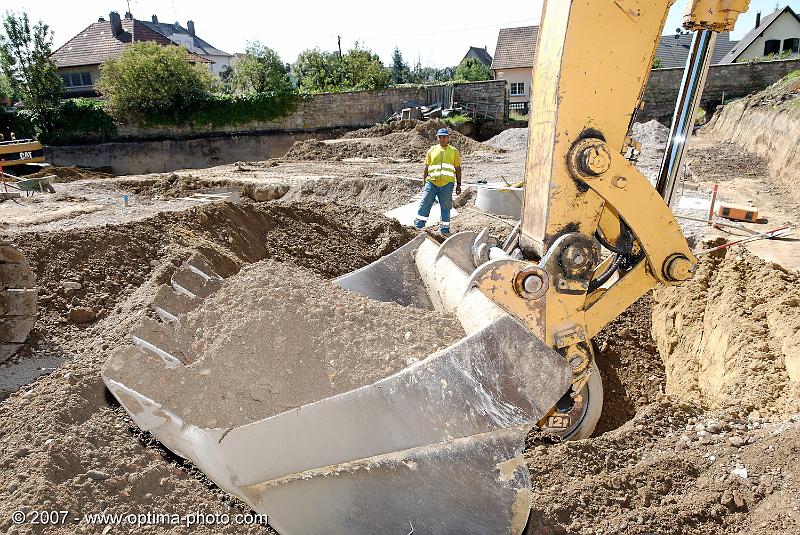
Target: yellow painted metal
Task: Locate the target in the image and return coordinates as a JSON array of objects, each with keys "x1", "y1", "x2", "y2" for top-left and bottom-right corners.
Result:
[
  {"x1": 520, "y1": 0, "x2": 673, "y2": 257},
  {"x1": 584, "y1": 261, "x2": 656, "y2": 338},
  {"x1": 574, "y1": 146, "x2": 697, "y2": 284},
  {"x1": 684, "y1": 0, "x2": 750, "y2": 32},
  {"x1": 471, "y1": 260, "x2": 546, "y2": 340},
  {"x1": 0, "y1": 140, "x2": 45, "y2": 166}
]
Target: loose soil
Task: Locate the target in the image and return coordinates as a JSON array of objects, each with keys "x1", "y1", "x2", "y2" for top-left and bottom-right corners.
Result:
[
  {"x1": 105, "y1": 260, "x2": 463, "y2": 428},
  {"x1": 0, "y1": 201, "x2": 414, "y2": 534},
  {"x1": 284, "y1": 120, "x2": 496, "y2": 161}
]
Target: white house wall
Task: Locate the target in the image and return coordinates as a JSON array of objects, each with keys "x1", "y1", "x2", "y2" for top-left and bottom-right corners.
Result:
[
  {"x1": 493, "y1": 67, "x2": 533, "y2": 103},
  {"x1": 736, "y1": 11, "x2": 800, "y2": 61}
]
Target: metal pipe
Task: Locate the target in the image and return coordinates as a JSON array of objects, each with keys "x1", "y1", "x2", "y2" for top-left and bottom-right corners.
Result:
[{"x1": 656, "y1": 29, "x2": 718, "y2": 206}]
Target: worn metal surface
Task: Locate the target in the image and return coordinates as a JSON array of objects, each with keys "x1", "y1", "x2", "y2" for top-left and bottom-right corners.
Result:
[
  {"x1": 105, "y1": 313, "x2": 572, "y2": 534},
  {"x1": 333, "y1": 234, "x2": 434, "y2": 309}
]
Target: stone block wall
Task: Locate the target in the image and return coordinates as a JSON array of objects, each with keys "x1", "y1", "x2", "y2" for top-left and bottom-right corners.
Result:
[
  {"x1": 116, "y1": 80, "x2": 507, "y2": 140},
  {"x1": 641, "y1": 58, "x2": 800, "y2": 122}
]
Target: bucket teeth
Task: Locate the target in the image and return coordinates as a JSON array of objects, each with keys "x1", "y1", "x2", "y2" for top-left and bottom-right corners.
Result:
[
  {"x1": 130, "y1": 317, "x2": 189, "y2": 366},
  {"x1": 0, "y1": 242, "x2": 37, "y2": 359},
  {"x1": 170, "y1": 263, "x2": 223, "y2": 299},
  {"x1": 153, "y1": 286, "x2": 200, "y2": 322}
]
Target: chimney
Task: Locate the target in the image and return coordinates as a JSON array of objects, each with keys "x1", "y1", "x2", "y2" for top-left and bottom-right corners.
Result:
[
  {"x1": 187, "y1": 20, "x2": 195, "y2": 36},
  {"x1": 152, "y1": 15, "x2": 158, "y2": 23},
  {"x1": 109, "y1": 12, "x2": 122, "y2": 37},
  {"x1": 98, "y1": 16, "x2": 105, "y2": 22},
  {"x1": 124, "y1": 11, "x2": 133, "y2": 20},
  {"x1": 755, "y1": 11, "x2": 761, "y2": 28}
]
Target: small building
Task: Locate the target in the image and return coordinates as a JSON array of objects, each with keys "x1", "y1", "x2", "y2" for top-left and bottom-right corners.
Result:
[
  {"x1": 460, "y1": 46, "x2": 493, "y2": 68},
  {"x1": 143, "y1": 16, "x2": 233, "y2": 76},
  {"x1": 718, "y1": 5, "x2": 800, "y2": 63},
  {"x1": 490, "y1": 26, "x2": 538, "y2": 115}
]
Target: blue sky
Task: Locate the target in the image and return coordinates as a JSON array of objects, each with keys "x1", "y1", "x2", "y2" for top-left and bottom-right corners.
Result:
[{"x1": 3, "y1": 0, "x2": 798, "y2": 68}]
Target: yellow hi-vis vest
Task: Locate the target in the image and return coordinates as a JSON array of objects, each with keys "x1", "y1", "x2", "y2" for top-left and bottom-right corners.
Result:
[{"x1": 425, "y1": 144, "x2": 461, "y2": 187}]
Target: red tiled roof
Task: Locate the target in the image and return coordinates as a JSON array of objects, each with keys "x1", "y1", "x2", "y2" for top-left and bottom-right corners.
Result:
[
  {"x1": 491, "y1": 26, "x2": 539, "y2": 70},
  {"x1": 51, "y1": 18, "x2": 209, "y2": 68}
]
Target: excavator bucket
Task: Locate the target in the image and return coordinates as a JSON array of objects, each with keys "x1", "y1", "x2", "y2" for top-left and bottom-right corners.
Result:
[
  {"x1": 102, "y1": 234, "x2": 596, "y2": 534},
  {"x1": 0, "y1": 241, "x2": 36, "y2": 364}
]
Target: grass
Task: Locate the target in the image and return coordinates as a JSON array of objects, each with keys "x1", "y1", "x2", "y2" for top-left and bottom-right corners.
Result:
[
  {"x1": 509, "y1": 110, "x2": 529, "y2": 122},
  {"x1": 442, "y1": 113, "x2": 471, "y2": 126}
]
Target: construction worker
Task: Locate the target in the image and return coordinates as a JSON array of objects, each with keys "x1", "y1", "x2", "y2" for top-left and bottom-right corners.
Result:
[{"x1": 414, "y1": 128, "x2": 462, "y2": 235}]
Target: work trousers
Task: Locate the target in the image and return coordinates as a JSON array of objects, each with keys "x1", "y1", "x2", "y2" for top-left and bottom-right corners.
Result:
[{"x1": 415, "y1": 181, "x2": 454, "y2": 232}]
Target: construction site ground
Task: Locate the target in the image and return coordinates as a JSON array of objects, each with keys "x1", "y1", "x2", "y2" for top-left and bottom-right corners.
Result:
[{"x1": 1, "y1": 110, "x2": 799, "y2": 534}]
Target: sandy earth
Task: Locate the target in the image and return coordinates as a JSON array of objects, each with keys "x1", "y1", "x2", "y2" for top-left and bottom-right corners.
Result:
[
  {"x1": 1, "y1": 101, "x2": 799, "y2": 534},
  {"x1": 105, "y1": 260, "x2": 464, "y2": 429}
]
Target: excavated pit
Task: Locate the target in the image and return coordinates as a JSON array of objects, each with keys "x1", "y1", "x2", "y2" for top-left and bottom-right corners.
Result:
[{"x1": 3, "y1": 104, "x2": 800, "y2": 533}]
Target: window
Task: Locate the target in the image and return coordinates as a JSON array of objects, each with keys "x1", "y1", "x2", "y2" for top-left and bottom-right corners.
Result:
[
  {"x1": 60, "y1": 71, "x2": 92, "y2": 88},
  {"x1": 764, "y1": 39, "x2": 781, "y2": 55},
  {"x1": 784, "y1": 38, "x2": 800, "y2": 54},
  {"x1": 509, "y1": 82, "x2": 525, "y2": 96}
]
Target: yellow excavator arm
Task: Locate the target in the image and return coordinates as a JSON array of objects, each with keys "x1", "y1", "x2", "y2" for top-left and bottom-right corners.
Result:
[{"x1": 470, "y1": 0, "x2": 749, "y2": 433}]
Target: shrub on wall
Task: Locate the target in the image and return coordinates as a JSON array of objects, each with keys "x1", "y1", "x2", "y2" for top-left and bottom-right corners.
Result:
[{"x1": 96, "y1": 42, "x2": 217, "y2": 123}]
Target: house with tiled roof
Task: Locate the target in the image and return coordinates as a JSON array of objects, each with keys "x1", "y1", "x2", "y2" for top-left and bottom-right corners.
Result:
[
  {"x1": 142, "y1": 16, "x2": 233, "y2": 76},
  {"x1": 460, "y1": 46, "x2": 493, "y2": 68},
  {"x1": 490, "y1": 26, "x2": 538, "y2": 114},
  {"x1": 654, "y1": 32, "x2": 738, "y2": 68},
  {"x1": 50, "y1": 11, "x2": 226, "y2": 97},
  {"x1": 718, "y1": 6, "x2": 800, "y2": 64}
]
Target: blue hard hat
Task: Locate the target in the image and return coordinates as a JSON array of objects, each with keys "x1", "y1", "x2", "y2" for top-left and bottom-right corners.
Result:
[{"x1": 436, "y1": 128, "x2": 450, "y2": 136}]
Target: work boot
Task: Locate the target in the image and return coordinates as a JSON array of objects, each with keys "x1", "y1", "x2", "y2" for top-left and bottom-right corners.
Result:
[
  {"x1": 414, "y1": 219, "x2": 425, "y2": 229},
  {"x1": 441, "y1": 226, "x2": 451, "y2": 236}
]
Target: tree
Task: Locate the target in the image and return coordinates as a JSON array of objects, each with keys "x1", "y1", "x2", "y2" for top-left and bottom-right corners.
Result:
[
  {"x1": 0, "y1": 11, "x2": 63, "y2": 135},
  {"x1": 293, "y1": 44, "x2": 391, "y2": 93},
  {"x1": 230, "y1": 42, "x2": 293, "y2": 95},
  {"x1": 96, "y1": 42, "x2": 216, "y2": 122},
  {"x1": 454, "y1": 58, "x2": 492, "y2": 82},
  {"x1": 391, "y1": 47, "x2": 410, "y2": 84}
]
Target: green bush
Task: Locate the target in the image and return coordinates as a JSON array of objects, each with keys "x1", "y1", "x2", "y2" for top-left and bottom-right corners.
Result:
[
  {"x1": 229, "y1": 42, "x2": 293, "y2": 95},
  {"x1": 454, "y1": 58, "x2": 492, "y2": 82},
  {"x1": 293, "y1": 45, "x2": 392, "y2": 93},
  {"x1": 142, "y1": 90, "x2": 301, "y2": 127},
  {"x1": 97, "y1": 42, "x2": 217, "y2": 123},
  {"x1": 48, "y1": 99, "x2": 116, "y2": 144}
]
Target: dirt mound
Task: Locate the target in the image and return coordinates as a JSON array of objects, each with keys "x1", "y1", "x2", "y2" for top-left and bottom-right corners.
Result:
[
  {"x1": 117, "y1": 173, "x2": 238, "y2": 198},
  {"x1": 12, "y1": 202, "x2": 414, "y2": 329},
  {"x1": 285, "y1": 120, "x2": 494, "y2": 161},
  {"x1": 527, "y1": 400, "x2": 800, "y2": 534},
  {"x1": 0, "y1": 201, "x2": 415, "y2": 533},
  {"x1": 593, "y1": 294, "x2": 666, "y2": 435},
  {"x1": 25, "y1": 165, "x2": 114, "y2": 182},
  {"x1": 342, "y1": 119, "x2": 419, "y2": 138},
  {"x1": 107, "y1": 260, "x2": 464, "y2": 428},
  {"x1": 705, "y1": 71, "x2": 800, "y2": 190},
  {"x1": 282, "y1": 176, "x2": 418, "y2": 212},
  {"x1": 631, "y1": 119, "x2": 670, "y2": 184},
  {"x1": 687, "y1": 141, "x2": 770, "y2": 183},
  {"x1": 652, "y1": 249, "x2": 800, "y2": 417},
  {"x1": 485, "y1": 128, "x2": 528, "y2": 151}
]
